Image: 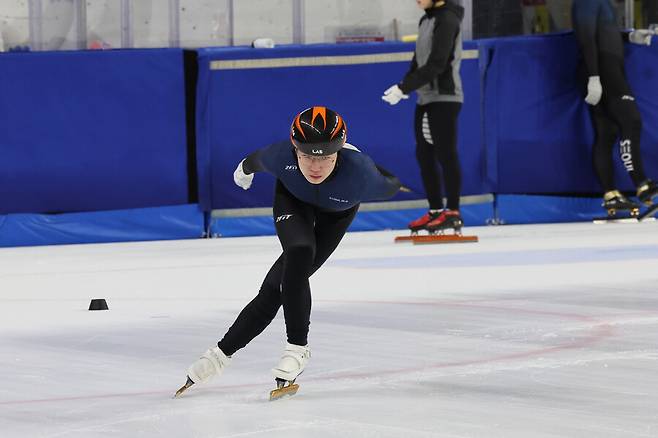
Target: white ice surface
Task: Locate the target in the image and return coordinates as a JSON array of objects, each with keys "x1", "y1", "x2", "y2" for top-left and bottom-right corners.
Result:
[{"x1": 1, "y1": 221, "x2": 658, "y2": 438}]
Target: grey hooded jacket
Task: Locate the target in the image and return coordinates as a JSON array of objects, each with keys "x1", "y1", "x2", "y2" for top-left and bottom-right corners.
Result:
[{"x1": 399, "y1": 1, "x2": 465, "y2": 105}]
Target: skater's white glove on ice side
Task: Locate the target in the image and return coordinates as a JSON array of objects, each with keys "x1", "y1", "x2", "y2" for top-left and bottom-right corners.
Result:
[
  {"x1": 585, "y1": 76, "x2": 602, "y2": 106},
  {"x1": 382, "y1": 84, "x2": 409, "y2": 106},
  {"x1": 629, "y1": 29, "x2": 654, "y2": 46},
  {"x1": 233, "y1": 159, "x2": 254, "y2": 190}
]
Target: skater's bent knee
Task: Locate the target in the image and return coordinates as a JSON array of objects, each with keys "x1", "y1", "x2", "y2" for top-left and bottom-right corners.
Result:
[{"x1": 284, "y1": 244, "x2": 315, "y2": 264}]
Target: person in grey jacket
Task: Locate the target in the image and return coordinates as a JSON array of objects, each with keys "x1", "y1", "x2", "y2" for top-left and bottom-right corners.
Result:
[{"x1": 382, "y1": 0, "x2": 465, "y2": 235}]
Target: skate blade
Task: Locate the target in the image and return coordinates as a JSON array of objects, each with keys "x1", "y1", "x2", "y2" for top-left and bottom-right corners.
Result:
[
  {"x1": 592, "y1": 217, "x2": 639, "y2": 224},
  {"x1": 173, "y1": 377, "x2": 195, "y2": 398},
  {"x1": 638, "y1": 204, "x2": 658, "y2": 221},
  {"x1": 269, "y1": 383, "x2": 299, "y2": 401},
  {"x1": 413, "y1": 235, "x2": 478, "y2": 244},
  {"x1": 394, "y1": 230, "x2": 436, "y2": 242},
  {"x1": 395, "y1": 234, "x2": 478, "y2": 244}
]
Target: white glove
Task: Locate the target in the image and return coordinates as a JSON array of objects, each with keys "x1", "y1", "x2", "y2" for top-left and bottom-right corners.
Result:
[
  {"x1": 252, "y1": 38, "x2": 275, "y2": 48},
  {"x1": 233, "y1": 159, "x2": 253, "y2": 190},
  {"x1": 381, "y1": 84, "x2": 409, "y2": 105},
  {"x1": 585, "y1": 76, "x2": 602, "y2": 106},
  {"x1": 629, "y1": 29, "x2": 655, "y2": 46}
]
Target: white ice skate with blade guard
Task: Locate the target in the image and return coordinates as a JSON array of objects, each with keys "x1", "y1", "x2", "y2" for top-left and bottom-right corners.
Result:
[
  {"x1": 269, "y1": 343, "x2": 310, "y2": 401},
  {"x1": 174, "y1": 346, "x2": 231, "y2": 398}
]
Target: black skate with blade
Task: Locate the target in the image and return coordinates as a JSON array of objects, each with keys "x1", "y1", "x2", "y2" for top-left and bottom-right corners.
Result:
[
  {"x1": 637, "y1": 202, "x2": 658, "y2": 222},
  {"x1": 636, "y1": 180, "x2": 658, "y2": 222},
  {"x1": 594, "y1": 191, "x2": 639, "y2": 223}
]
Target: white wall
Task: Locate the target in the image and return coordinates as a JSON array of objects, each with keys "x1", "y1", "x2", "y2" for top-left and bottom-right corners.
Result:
[
  {"x1": 0, "y1": 0, "x2": 30, "y2": 50},
  {"x1": 178, "y1": 0, "x2": 232, "y2": 47},
  {"x1": 0, "y1": 0, "x2": 430, "y2": 51},
  {"x1": 303, "y1": 0, "x2": 421, "y2": 44}
]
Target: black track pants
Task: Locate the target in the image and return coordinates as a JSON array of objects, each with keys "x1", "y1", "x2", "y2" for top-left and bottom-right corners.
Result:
[
  {"x1": 414, "y1": 102, "x2": 462, "y2": 210},
  {"x1": 218, "y1": 182, "x2": 358, "y2": 355},
  {"x1": 589, "y1": 56, "x2": 647, "y2": 191}
]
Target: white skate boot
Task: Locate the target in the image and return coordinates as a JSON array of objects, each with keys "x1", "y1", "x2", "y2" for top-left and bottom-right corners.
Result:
[
  {"x1": 269, "y1": 343, "x2": 310, "y2": 401},
  {"x1": 174, "y1": 346, "x2": 231, "y2": 398}
]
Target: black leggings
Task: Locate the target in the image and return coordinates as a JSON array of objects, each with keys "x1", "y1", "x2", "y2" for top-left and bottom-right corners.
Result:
[
  {"x1": 414, "y1": 102, "x2": 462, "y2": 210},
  {"x1": 218, "y1": 182, "x2": 358, "y2": 355},
  {"x1": 589, "y1": 56, "x2": 647, "y2": 192}
]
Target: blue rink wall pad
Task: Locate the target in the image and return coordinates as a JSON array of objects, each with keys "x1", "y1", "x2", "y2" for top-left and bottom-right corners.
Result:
[
  {"x1": 2, "y1": 34, "x2": 658, "y2": 247},
  {"x1": 195, "y1": 41, "x2": 486, "y2": 212},
  {"x1": 0, "y1": 195, "x2": 627, "y2": 247},
  {"x1": 480, "y1": 34, "x2": 658, "y2": 194},
  {"x1": 208, "y1": 196, "x2": 606, "y2": 238},
  {"x1": 0, "y1": 49, "x2": 190, "y2": 215},
  {"x1": 0, "y1": 205, "x2": 205, "y2": 248},
  {"x1": 495, "y1": 195, "x2": 607, "y2": 225},
  {"x1": 207, "y1": 207, "x2": 494, "y2": 239}
]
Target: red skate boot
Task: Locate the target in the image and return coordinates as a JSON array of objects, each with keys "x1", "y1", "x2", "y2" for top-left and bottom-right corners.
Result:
[
  {"x1": 407, "y1": 210, "x2": 441, "y2": 234},
  {"x1": 426, "y1": 209, "x2": 463, "y2": 235},
  {"x1": 395, "y1": 209, "x2": 477, "y2": 244}
]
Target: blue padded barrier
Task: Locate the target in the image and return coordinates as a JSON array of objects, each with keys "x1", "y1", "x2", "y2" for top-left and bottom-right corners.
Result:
[
  {"x1": 482, "y1": 33, "x2": 658, "y2": 194},
  {"x1": 0, "y1": 49, "x2": 190, "y2": 215},
  {"x1": 3, "y1": 34, "x2": 658, "y2": 247},
  {"x1": 195, "y1": 41, "x2": 486, "y2": 212},
  {"x1": 0, "y1": 204, "x2": 204, "y2": 247},
  {"x1": 209, "y1": 200, "x2": 494, "y2": 238},
  {"x1": 496, "y1": 194, "x2": 609, "y2": 224},
  {"x1": 199, "y1": 35, "x2": 658, "y2": 237}
]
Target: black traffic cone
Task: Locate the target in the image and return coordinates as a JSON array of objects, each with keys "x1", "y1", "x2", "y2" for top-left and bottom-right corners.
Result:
[{"x1": 88, "y1": 298, "x2": 109, "y2": 311}]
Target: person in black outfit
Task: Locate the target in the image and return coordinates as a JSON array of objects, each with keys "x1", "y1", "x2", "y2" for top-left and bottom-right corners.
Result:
[
  {"x1": 572, "y1": 0, "x2": 658, "y2": 215},
  {"x1": 382, "y1": 0, "x2": 466, "y2": 234},
  {"x1": 646, "y1": 1, "x2": 658, "y2": 27},
  {"x1": 177, "y1": 107, "x2": 402, "y2": 396}
]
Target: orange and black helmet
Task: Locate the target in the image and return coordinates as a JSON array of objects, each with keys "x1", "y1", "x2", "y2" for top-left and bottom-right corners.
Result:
[{"x1": 290, "y1": 106, "x2": 347, "y2": 156}]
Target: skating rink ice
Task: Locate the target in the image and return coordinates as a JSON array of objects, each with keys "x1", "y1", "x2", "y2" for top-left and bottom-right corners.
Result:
[{"x1": 1, "y1": 221, "x2": 657, "y2": 437}]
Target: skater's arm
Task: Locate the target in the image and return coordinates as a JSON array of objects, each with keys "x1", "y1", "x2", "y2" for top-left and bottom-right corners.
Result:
[
  {"x1": 234, "y1": 142, "x2": 289, "y2": 190},
  {"x1": 399, "y1": 14, "x2": 460, "y2": 95},
  {"x1": 361, "y1": 159, "x2": 403, "y2": 201},
  {"x1": 374, "y1": 164, "x2": 396, "y2": 179},
  {"x1": 572, "y1": 0, "x2": 601, "y2": 76},
  {"x1": 376, "y1": 164, "x2": 412, "y2": 193},
  {"x1": 399, "y1": 17, "x2": 420, "y2": 80},
  {"x1": 242, "y1": 141, "x2": 288, "y2": 174},
  {"x1": 404, "y1": 52, "x2": 419, "y2": 79},
  {"x1": 242, "y1": 149, "x2": 268, "y2": 174}
]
